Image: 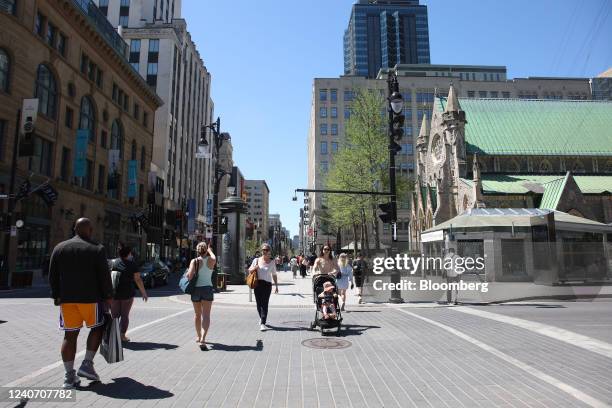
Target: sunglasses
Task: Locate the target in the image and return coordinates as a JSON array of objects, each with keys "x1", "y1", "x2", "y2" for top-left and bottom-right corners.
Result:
[
  {"x1": 323, "y1": 248, "x2": 330, "y2": 251},
  {"x1": 262, "y1": 248, "x2": 270, "y2": 252}
]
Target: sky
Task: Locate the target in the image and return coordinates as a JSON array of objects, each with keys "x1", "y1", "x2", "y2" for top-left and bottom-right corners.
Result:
[{"x1": 182, "y1": 0, "x2": 612, "y2": 239}]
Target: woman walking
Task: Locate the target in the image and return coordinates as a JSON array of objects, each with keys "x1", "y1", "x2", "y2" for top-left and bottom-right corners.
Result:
[
  {"x1": 110, "y1": 245, "x2": 148, "y2": 342},
  {"x1": 352, "y1": 252, "x2": 367, "y2": 304},
  {"x1": 335, "y1": 253, "x2": 354, "y2": 311},
  {"x1": 248, "y1": 244, "x2": 279, "y2": 331},
  {"x1": 312, "y1": 245, "x2": 338, "y2": 277},
  {"x1": 186, "y1": 242, "x2": 216, "y2": 350}
]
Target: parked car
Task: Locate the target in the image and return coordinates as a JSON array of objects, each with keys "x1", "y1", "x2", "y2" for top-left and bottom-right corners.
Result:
[{"x1": 139, "y1": 260, "x2": 170, "y2": 288}]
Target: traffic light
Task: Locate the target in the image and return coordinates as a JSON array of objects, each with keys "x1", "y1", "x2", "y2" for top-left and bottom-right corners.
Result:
[
  {"x1": 378, "y1": 201, "x2": 396, "y2": 224},
  {"x1": 218, "y1": 216, "x2": 228, "y2": 234}
]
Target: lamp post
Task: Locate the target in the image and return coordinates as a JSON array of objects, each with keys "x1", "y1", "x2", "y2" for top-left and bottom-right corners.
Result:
[{"x1": 200, "y1": 118, "x2": 230, "y2": 255}]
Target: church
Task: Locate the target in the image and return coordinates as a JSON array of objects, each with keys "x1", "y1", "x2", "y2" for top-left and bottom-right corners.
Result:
[{"x1": 409, "y1": 86, "x2": 612, "y2": 243}]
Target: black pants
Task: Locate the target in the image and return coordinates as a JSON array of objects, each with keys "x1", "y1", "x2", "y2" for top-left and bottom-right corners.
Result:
[{"x1": 254, "y1": 280, "x2": 272, "y2": 324}]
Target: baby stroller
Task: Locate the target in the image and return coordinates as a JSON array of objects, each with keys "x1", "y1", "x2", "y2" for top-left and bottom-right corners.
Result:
[{"x1": 309, "y1": 274, "x2": 342, "y2": 335}]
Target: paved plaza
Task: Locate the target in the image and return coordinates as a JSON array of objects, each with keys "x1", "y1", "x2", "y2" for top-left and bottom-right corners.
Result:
[{"x1": 0, "y1": 271, "x2": 611, "y2": 407}]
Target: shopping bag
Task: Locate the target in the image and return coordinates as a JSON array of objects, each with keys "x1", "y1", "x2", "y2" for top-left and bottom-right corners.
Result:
[{"x1": 100, "y1": 314, "x2": 124, "y2": 364}]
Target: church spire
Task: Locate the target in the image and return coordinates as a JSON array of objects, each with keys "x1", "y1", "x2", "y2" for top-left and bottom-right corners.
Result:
[
  {"x1": 416, "y1": 113, "x2": 428, "y2": 150},
  {"x1": 445, "y1": 84, "x2": 461, "y2": 113}
]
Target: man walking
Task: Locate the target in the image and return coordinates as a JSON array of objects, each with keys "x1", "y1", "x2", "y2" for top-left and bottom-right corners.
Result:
[
  {"x1": 444, "y1": 247, "x2": 461, "y2": 305},
  {"x1": 49, "y1": 218, "x2": 113, "y2": 388}
]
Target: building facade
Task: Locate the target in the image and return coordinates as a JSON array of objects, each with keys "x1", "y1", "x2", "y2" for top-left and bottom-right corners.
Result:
[
  {"x1": 412, "y1": 86, "x2": 612, "y2": 243},
  {"x1": 244, "y1": 179, "x2": 270, "y2": 243},
  {"x1": 307, "y1": 65, "x2": 594, "y2": 248},
  {"x1": 94, "y1": 0, "x2": 215, "y2": 259},
  {"x1": 343, "y1": 0, "x2": 430, "y2": 78},
  {"x1": 0, "y1": 0, "x2": 162, "y2": 282}
]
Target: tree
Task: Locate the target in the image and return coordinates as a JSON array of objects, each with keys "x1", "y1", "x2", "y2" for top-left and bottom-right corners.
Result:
[{"x1": 324, "y1": 89, "x2": 412, "y2": 254}]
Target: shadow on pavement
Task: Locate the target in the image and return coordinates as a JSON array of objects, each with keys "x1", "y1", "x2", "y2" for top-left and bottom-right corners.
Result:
[
  {"x1": 82, "y1": 377, "x2": 173, "y2": 399},
  {"x1": 338, "y1": 324, "x2": 380, "y2": 337},
  {"x1": 208, "y1": 339, "x2": 263, "y2": 352},
  {"x1": 343, "y1": 310, "x2": 381, "y2": 313},
  {"x1": 498, "y1": 303, "x2": 567, "y2": 308},
  {"x1": 122, "y1": 341, "x2": 178, "y2": 351}
]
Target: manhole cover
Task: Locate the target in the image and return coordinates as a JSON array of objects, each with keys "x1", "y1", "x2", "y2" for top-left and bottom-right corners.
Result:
[{"x1": 301, "y1": 338, "x2": 352, "y2": 349}]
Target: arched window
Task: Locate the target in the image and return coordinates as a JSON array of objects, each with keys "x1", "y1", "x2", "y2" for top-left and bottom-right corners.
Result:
[
  {"x1": 131, "y1": 139, "x2": 136, "y2": 160},
  {"x1": 0, "y1": 49, "x2": 9, "y2": 92},
  {"x1": 140, "y1": 146, "x2": 146, "y2": 170},
  {"x1": 110, "y1": 120, "x2": 123, "y2": 158},
  {"x1": 539, "y1": 160, "x2": 552, "y2": 173},
  {"x1": 79, "y1": 96, "x2": 96, "y2": 141},
  {"x1": 35, "y1": 64, "x2": 57, "y2": 118}
]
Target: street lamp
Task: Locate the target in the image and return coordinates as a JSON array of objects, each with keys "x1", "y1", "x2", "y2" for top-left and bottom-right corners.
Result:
[{"x1": 390, "y1": 91, "x2": 404, "y2": 114}]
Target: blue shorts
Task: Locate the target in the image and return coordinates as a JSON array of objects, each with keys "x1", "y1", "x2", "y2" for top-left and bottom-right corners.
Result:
[{"x1": 191, "y1": 286, "x2": 214, "y2": 302}]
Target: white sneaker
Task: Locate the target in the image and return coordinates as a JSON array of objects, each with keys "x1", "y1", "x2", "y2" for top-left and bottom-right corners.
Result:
[{"x1": 260, "y1": 324, "x2": 267, "y2": 331}]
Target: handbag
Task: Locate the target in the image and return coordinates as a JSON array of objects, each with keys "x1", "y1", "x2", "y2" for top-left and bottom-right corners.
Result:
[
  {"x1": 179, "y1": 259, "x2": 199, "y2": 294},
  {"x1": 100, "y1": 313, "x2": 124, "y2": 364},
  {"x1": 246, "y1": 258, "x2": 259, "y2": 289}
]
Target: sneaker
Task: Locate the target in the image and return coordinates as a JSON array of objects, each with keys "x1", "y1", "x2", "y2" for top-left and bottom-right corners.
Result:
[
  {"x1": 260, "y1": 324, "x2": 267, "y2": 331},
  {"x1": 77, "y1": 360, "x2": 100, "y2": 382},
  {"x1": 63, "y1": 370, "x2": 81, "y2": 389}
]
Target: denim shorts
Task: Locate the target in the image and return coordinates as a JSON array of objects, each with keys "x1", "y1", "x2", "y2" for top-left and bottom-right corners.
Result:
[{"x1": 191, "y1": 286, "x2": 214, "y2": 302}]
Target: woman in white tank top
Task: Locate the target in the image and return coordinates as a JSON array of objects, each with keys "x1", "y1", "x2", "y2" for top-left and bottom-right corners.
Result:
[{"x1": 186, "y1": 242, "x2": 216, "y2": 350}]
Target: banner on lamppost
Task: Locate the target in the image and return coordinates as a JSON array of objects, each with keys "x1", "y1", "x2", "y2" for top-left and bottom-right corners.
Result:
[
  {"x1": 206, "y1": 198, "x2": 213, "y2": 224},
  {"x1": 187, "y1": 198, "x2": 196, "y2": 235},
  {"x1": 127, "y1": 160, "x2": 138, "y2": 198},
  {"x1": 74, "y1": 129, "x2": 89, "y2": 178}
]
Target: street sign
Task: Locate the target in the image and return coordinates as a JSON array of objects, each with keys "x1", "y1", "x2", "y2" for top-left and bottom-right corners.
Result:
[{"x1": 205, "y1": 227, "x2": 212, "y2": 239}]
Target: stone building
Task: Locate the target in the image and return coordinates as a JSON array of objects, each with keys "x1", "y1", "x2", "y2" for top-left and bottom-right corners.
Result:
[
  {"x1": 244, "y1": 180, "x2": 270, "y2": 243},
  {"x1": 411, "y1": 85, "x2": 612, "y2": 243},
  {"x1": 0, "y1": 0, "x2": 162, "y2": 283}
]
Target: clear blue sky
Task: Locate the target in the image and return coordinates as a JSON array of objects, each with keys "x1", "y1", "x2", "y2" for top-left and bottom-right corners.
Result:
[{"x1": 183, "y1": 0, "x2": 612, "y2": 239}]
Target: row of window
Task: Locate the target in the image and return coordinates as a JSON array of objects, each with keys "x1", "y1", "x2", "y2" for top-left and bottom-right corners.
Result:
[
  {"x1": 319, "y1": 89, "x2": 355, "y2": 102},
  {"x1": 35, "y1": 12, "x2": 68, "y2": 58}
]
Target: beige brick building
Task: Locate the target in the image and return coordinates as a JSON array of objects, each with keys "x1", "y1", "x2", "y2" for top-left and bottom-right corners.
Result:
[
  {"x1": 0, "y1": 0, "x2": 162, "y2": 284},
  {"x1": 244, "y1": 180, "x2": 270, "y2": 243}
]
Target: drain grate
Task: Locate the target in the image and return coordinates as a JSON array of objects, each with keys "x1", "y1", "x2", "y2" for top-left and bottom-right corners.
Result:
[{"x1": 301, "y1": 338, "x2": 352, "y2": 349}]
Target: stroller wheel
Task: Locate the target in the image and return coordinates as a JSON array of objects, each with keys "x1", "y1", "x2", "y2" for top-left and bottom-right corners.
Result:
[{"x1": 310, "y1": 322, "x2": 316, "y2": 331}]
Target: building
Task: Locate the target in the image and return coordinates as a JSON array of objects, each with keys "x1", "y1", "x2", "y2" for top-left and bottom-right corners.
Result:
[
  {"x1": 244, "y1": 180, "x2": 270, "y2": 243},
  {"x1": 0, "y1": 0, "x2": 162, "y2": 283},
  {"x1": 93, "y1": 0, "x2": 215, "y2": 260},
  {"x1": 591, "y1": 67, "x2": 612, "y2": 101},
  {"x1": 307, "y1": 64, "x2": 593, "y2": 249},
  {"x1": 411, "y1": 86, "x2": 612, "y2": 244},
  {"x1": 343, "y1": 0, "x2": 430, "y2": 78}
]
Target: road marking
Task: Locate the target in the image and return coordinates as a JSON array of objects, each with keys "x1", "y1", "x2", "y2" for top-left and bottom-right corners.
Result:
[
  {"x1": 449, "y1": 307, "x2": 612, "y2": 359},
  {"x1": 3, "y1": 307, "x2": 191, "y2": 387},
  {"x1": 391, "y1": 307, "x2": 611, "y2": 408}
]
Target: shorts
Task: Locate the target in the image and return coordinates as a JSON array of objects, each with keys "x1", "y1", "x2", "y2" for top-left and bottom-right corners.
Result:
[
  {"x1": 59, "y1": 302, "x2": 105, "y2": 331},
  {"x1": 191, "y1": 286, "x2": 214, "y2": 302}
]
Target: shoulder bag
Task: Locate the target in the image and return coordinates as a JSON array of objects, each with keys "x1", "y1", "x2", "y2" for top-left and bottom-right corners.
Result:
[
  {"x1": 246, "y1": 258, "x2": 259, "y2": 289},
  {"x1": 179, "y1": 258, "x2": 200, "y2": 294}
]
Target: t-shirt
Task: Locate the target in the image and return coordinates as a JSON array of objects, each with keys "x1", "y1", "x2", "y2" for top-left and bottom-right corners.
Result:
[
  {"x1": 250, "y1": 257, "x2": 277, "y2": 283},
  {"x1": 110, "y1": 258, "x2": 137, "y2": 300}
]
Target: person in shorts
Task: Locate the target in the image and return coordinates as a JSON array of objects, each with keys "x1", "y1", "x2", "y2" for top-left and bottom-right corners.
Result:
[
  {"x1": 185, "y1": 242, "x2": 217, "y2": 350},
  {"x1": 49, "y1": 218, "x2": 113, "y2": 388}
]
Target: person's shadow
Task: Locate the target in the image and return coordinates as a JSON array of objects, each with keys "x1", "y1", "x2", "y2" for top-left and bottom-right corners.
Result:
[
  {"x1": 82, "y1": 377, "x2": 173, "y2": 400},
  {"x1": 338, "y1": 324, "x2": 380, "y2": 337},
  {"x1": 122, "y1": 342, "x2": 178, "y2": 351},
  {"x1": 207, "y1": 339, "x2": 263, "y2": 352}
]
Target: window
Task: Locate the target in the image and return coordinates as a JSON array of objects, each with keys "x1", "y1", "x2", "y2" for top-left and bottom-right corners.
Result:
[
  {"x1": 344, "y1": 107, "x2": 350, "y2": 119},
  {"x1": 35, "y1": 64, "x2": 57, "y2": 119},
  {"x1": 467, "y1": 91, "x2": 475, "y2": 98},
  {"x1": 140, "y1": 146, "x2": 146, "y2": 170},
  {"x1": 88, "y1": 60, "x2": 96, "y2": 81},
  {"x1": 143, "y1": 111, "x2": 148, "y2": 128},
  {"x1": 147, "y1": 63, "x2": 158, "y2": 87},
  {"x1": 490, "y1": 91, "x2": 499, "y2": 98},
  {"x1": 0, "y1": 49, "x2": 9, "y2": 92},
  {"x1": 330, "y1": 107, "x2": 337, "y2": 118},
  {"x1": 131, "y1": 139, "x2": 137, "y2": 160},
  {"x1": 502, "y1": 91, "x2": 511, "y2": 98},
  {"x1": 112, "y1": 83, "x2": 118, "y2": 102},
  {"x1": 35, "y1": 13, "x2": 45, "y2": 37},
  {"x1": 320, "y1": 161, "x2": 328, "y2": 173},
  {"x1": 98, "y1": 0, "x2": 108, "y2": 15},
  {"x1": 331, "y1": 124, "x2": 338, "y2": 135},
  {"x1": 343, "y1": 90, "x2": 353, "y2": 101},
  {"x1": 29, "y1": 136, "x2": 53, "y2": 176},
  {"x1": 148, "y1": 39, "x2": 159, "y2": 61},
  {"x1": 133, "y1": 103, "x2": 140, "y2": 120},
  {"x1": 319, "y1": 89, "x2": 327, "y2": 101},
  {"x1": 80, "y1": 53, "x2": 88, "y2": 74},
  {"x1": 331, "y1": 142, "x2": 338, "y2": 153},
  {"x1": 320, "y1": 141, "x2": 327, "y2": 155},
  {"x1": 1, "y1": 0, "x2": 16, "y2": 14},
  {"x1": 119, "y1": 15, "x2": 129, "y2": 27},
  {"x1": 484, "y1": 73, "x2": 488, "y2": 81},
  {"x1": 123, "y1": 94, "x2": 129, "y2": 111},
  {"x1": 98, "y1": 165, "x2": 106, "y2": 193},
  {"x1": 119, "y1": 0, "x2": 130, "y2": 27},
  {"x1": 78, "y1": 96, "x2": 96, "y2": 141},
  {"x1": 330, "y1": 89, "x2": 337, "y2": 102},
  {"x1": 64, "y1": 106, "x2": 73, "y2": 128},
  {"x1": 57, "y1": 33, "x2": 67, "y2": 57},
  {"x1": 478, "y1": 91, "x2": 487, "y2": 98},
  {"x1": 46, "y1": 23, "x2": 56, "y2": 47},
  {"x1": 319, "y1": 107, "x2": 327, "y2": 118},
  {"x1": 129, "y1": 39, "x2": 140, "y2": 71},
  {"x1": 111, "y1": 120, "x2": 123, "y2": 158},
  {"x1": 319, "y1": 123, "x2": 327, "y2": 135},
  {"x1": 100, "y1": 130, "x2": 107, "y2": 149},
  {"x1": 60, "y1": 147, "x2": 70, "y2": 181}
]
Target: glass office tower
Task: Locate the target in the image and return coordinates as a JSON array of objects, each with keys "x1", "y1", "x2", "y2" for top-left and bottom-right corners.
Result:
[{"x1": 344, "y1": 0, "x2": 430, "y2": 78}]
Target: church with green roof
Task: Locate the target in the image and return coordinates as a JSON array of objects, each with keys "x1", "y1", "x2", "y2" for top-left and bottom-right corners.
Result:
[{"x1": 409, "y1": 86, "x2": 612, "y2": 243}]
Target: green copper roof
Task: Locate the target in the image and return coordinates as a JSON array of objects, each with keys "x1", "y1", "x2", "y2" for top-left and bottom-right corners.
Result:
[
  {"x1": 539, "y1": 175, "x2": 568, "y2": 210},
  {"x1": 436, "y1": 98, "x2": 612, "y2": 156},
  {"x1": 464, "y1": 174, "x2": 612, "y2": 195}
]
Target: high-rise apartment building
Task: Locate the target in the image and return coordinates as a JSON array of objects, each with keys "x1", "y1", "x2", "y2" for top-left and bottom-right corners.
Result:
[
  {"x1": 245, "y1": 180, "x2": 270, "y2": 242},
  {"x1": 343, "y1": 0, "x2": 430, "y2": 78},
  {"x1": 307, "y1": 64, "x2": 593, "y2": 249},
  {"x1": 94, "y1": 0, "x2": 215, "y2": 259}
]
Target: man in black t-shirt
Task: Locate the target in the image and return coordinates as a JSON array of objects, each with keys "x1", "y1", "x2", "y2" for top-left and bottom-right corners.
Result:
[{"x1": 352, "y1": 253, "x2": 367, "y2": 304}]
